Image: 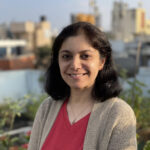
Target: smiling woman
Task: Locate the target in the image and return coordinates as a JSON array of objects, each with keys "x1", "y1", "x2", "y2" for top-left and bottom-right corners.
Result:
[
  {"x1": 58, "y1": 34, "x2": 105, "y2": 90},
  {"x1": 28, "y1": 22, "x2": 137, "y2": 150}
]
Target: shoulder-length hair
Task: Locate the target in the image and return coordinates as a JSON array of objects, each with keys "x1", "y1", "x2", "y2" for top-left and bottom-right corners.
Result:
[{"x1": 45, "y1": 22, "x2": 121, "y2": 101}]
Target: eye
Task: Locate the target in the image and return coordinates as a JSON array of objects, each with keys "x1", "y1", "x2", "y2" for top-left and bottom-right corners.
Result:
[
  {"x1": 81, "y1": 54, "x2": 90, "y2": 59},
  {"x1": 61, "y1": 54, "x2": 72, "y2": 60}
]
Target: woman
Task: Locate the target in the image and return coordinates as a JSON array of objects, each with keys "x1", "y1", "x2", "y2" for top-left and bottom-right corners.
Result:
[{"x1": 28, "y1": 22, "x2": 137, "y2": 150}]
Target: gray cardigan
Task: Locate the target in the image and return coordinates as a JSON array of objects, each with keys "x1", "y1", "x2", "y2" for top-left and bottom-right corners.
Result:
[{"x1": 28, "y1": 97, "x2": 137, "y2": 150}]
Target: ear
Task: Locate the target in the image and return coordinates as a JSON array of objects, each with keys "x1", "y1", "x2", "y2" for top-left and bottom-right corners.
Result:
[{"x1": 99, "y1": 58, "x2": 105, "y2": 71}]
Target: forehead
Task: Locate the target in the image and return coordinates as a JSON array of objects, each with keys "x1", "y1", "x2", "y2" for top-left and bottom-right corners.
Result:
[{"x1": 59, "y1": 34, "x2": 94, "y2": 52}]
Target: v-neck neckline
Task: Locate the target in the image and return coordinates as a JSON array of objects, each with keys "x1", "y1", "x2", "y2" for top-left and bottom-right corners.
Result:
[{"x1": 63, "y1": 100, "x2": 91, "y2": 129}]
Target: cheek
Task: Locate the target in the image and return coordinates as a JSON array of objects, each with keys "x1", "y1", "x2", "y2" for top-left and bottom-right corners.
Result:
[
  {"x1": 59, "y1": 62, "x2": 67, "y2": 75},
  {"x1": 90, "y1": 62, "x2": 101, "y2": 71}
]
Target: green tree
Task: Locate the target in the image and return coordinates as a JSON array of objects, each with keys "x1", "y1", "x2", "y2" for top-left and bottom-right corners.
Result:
[{"x1": 35, "y1": 46, "x2": 52, "y2": 69}]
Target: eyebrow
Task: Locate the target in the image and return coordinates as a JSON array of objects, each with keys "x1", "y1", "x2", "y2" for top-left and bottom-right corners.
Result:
[{"x1": 59, "y1": 49, "x2": 93, "y2": 53}]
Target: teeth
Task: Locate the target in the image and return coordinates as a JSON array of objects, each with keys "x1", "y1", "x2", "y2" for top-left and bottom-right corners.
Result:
[
  {"x1": 69, "y1": 73, "x2": 87, "y2": 77},
  {"x1": 71, "y1": 74, "x2": 82, "y2": 77}
]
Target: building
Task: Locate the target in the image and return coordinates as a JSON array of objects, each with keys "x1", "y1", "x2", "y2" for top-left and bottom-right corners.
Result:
[
  {"x1": 0, "y1": 23, "x2": 13, "y2": 39},
  {"x1": 71, "y1": 0, "x2": 101, "y2": 28},
  {"x1": 145, "y1": 20, "x2": 150, "y2": 35},
  {"x1": 71, "y1": 13, "x2": 101, "y2": 28},
  {"x1": 112, "y1": 1, "x2": 130, "y2": 41},
  {"x1": 0, "y1": 24, "x2": 8, "y2": 39},
  {"x1": 126, "y1": 41, "x2": 150, "y2": 67},
  {"x1": 112, "y1": 1, "x2": 150, "y2": 41},
  {"x1": 10, "y1": 21, "x2": 35, "y2": 51},
  {"x1": 89, "y1": 0, "x2": 101, "y2": 27},
  {"x1": 10, "y1": 16, "x2": 52, "y2": 51},
  {"x1": 0, "y1": 39, "x2": 26, "y2": 57},
  {"x1": 71, "y1": 13, "x2": 95, "y2": 25},
  {"x1": 34, "y1": 16, "x2": 52, "y2": 49},
  {"x1": 0, "y1": 39, "x2": 35, "y2": 70},
  {"x1": 0, "y1": 54, "x2": 35, "y2": 70}
]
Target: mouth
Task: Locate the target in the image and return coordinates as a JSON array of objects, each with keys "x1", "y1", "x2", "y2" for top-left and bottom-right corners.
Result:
[{"x1": 67, "y1": 73, "x2": 88, "y2": 78}]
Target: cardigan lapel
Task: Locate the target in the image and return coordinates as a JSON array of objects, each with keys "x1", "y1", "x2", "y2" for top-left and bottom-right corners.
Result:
[
  {"x1": 83, "y1": 98, "x2": 117, "y2": 150},
  {"x1": 83, "y1": 102, "x2": 104, "y2": 150},
  {"x1": 39, "y1": 100, "x2": 64, "y2": 149}
]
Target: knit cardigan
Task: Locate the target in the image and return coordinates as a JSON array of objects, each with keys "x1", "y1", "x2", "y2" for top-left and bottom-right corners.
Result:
[{"x1": 28, "y1": 97, "x2": 137, "y2": 150}]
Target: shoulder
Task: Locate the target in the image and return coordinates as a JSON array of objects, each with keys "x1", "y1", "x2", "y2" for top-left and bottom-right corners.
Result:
[
  {"x1": 35, "y1": 97, "x2": 53, "y2": 121},
  {"x1": 36, "y1": 97, "x2": 64, "y2": 119},
  {"x1": 94, "y1": 97, "x2": 135, "y2": 115},
  {"x1": 38, "y1": 97, "x2": 52, "y2": 112},
  {"x1": 107, "y1": 97, "x2": 136, "y2": 125},
  {"x1": 94, "y1": 97, "x2": 136, "y2": 125},
  {"x1": 110, "y1": 97, "x2": 135, "y2": 117}
]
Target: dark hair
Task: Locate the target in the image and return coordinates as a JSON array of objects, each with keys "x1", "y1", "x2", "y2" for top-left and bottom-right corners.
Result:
[{"x1": 45, "y1": 22, "x2": 121, "y2": 101}]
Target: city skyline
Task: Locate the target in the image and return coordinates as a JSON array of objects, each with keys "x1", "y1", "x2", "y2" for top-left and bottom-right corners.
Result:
[{"x1": 0, "y1": 0, "x2": 150, "y2": 32}]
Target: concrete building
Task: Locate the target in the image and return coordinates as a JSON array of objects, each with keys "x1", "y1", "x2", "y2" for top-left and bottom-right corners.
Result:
[
  {"x1": 10, "y1": 21, "x2": 35, "y2": 51},
  {"x1": 0, "y1": 23, "x2": 13, "y2": 39},
  {"x1": 71, "y1": 13, "x2": 95, "y2": 25},
  {"x1": 0, "y1": 39, "x2": 35, "y2": 70},
  {"x1": 0, "y1": 54, "x2": 35, "y2": 70},
  {"x1": 145, "y1": 19, "x2": 150, "y2": 35},
  {"x1": 34, "y1": 16, "x2": 52, "y2": 49},
  {"x1": 112, "y1": 1, "x2": 130, "y2": 41},
  {"x1": 112, "y1": 1, "x2": 150, "y2": 41},
  {"x1": 10, "y1": 16, "x2": 52, "y2": 51},
  {"x1": 71, "y1": 13, "x2": 101, "y2": 28},
  {"x1": 0, "y1": 39, "x2": 26, "y2": 58},
  {"x1": 126, "y1": 41, "x2": 150, "y2": 67},
  {"x1": 0, "y1": 24, "x2": 8, "y2": 39},
  {"x1": 89, "y1": 0, "x2": 101, "y2": 27}
]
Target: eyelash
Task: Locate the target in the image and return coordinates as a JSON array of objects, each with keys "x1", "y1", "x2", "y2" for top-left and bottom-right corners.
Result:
[
  {"x1": 81, "y1": 54, "x2": 89, "y2": 59},
  {"x1": 61, "y1": 54, "x2": 91, "y2": 60},
  {"x1": 61, "y1": 54, "x2": 72, "y2": 59}
]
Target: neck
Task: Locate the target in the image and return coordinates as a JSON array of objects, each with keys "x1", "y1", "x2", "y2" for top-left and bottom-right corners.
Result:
[
  {"x1": 67, "y1": 88, "x2": 95, "y2": 124},
  {"x1": 68, "y1": 87, "x2": 95, "y2": 105}
]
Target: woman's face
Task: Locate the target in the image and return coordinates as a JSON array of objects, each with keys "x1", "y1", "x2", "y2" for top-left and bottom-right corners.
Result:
[{"x1": 58, "y1": 34, "x2": 105, "y2": 90}]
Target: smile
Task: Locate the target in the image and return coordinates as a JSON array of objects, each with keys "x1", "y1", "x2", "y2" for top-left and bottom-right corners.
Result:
[{"x1": 68, "y1": 73, "x2": 88, "y2": 78}]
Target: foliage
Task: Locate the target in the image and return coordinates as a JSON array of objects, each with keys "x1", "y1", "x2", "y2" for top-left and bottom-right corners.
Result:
[
  {"x1": 119, "y1": 69, "x2": 150, "y2": 150},
  {"x1": 23, "y1": 94, "x2": 47, "y2": 120},
  {"x1": 35, "y1": 46, "x2": 51, "y2": 68},
  {"x1": 144, "y1": 141, "x2": 150, "y2": 150},
  {"x1": 0, "y1": 97, "x2": 27, "y2": 133},
  {"x1": 120, "y1": 78, "x2": 150, "y2": 128},
  {"x1": 0, "y1": 131, "x2": 31, "y2": 150},
  {"x1": 0, "y1": 97, "x2": 28, "y2": 149},
  {"x1": 0, "y1": 94, "x2": 47, "y2": 149},
  {"x1": 0, "y1": 135, "x2": 18, "y2": 150}
]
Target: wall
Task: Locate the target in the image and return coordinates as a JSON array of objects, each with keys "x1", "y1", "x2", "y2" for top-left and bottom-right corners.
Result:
[
  {"x1": 0, "y1": 69, "x2": 44, "y2": 102},
  {"x1": 145, "y1": 20, "x2": 150, "y2": 34},
  {"x1": 136, "y1": 8, "x2": 145, "y2": 34},
  {"x1": 0, "y1": 54, "x2": 35, "y2": 70}
]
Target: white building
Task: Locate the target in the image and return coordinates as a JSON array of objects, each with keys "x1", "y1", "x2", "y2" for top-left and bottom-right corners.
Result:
[{"x1": 0, "y1": 40, "x2": 26, "y2": 58}]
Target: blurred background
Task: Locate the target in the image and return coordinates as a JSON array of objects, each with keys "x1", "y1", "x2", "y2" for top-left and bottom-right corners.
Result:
[{"x1": 0, "y1": 0, "x2": 150, "y2": 149}]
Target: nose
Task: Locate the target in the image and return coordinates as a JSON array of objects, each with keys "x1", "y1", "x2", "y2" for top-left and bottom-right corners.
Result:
[{"x1": 70, "y1": 56, "x2": 81, "y2": 71}]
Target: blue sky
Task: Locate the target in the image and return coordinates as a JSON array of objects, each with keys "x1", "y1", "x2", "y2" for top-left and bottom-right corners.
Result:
[{"x1": 0, "y1": 0, "x2": 150, "y2": 32}]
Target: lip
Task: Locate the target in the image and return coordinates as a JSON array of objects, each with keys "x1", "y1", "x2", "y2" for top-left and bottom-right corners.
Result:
[{"x1": 67, "y1": 73, "x2": 88, "y2": 79}]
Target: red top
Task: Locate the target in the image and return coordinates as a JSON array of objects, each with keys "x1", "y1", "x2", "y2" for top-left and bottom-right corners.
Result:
[{"x1": 41, "y1": 100, "x2": 91, "y2": 150}]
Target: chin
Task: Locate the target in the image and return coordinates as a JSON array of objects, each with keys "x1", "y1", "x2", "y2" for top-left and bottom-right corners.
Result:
[
  {"x1": 69, "y1": 84, "x2": 84, "y2": 90},
  {"x1": 70, "y1": 84, "x2": 92, "y2": 91}
]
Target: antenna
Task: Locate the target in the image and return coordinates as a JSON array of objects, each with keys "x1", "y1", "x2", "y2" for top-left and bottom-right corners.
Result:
[
  {"x1": 138, "y1": 0, "x2": 143, "y2": 8},
  {"x1": 89, "y1": 0, "x2": 100, "y2": 26}
]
